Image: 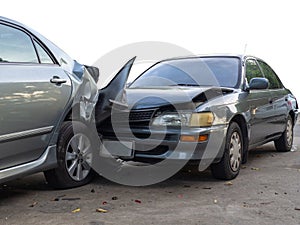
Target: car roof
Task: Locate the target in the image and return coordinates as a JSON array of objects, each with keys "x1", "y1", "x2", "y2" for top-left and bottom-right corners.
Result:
[
  {"x1": 157, "y1": 54, "x2": 269, "y2": 67},
  {"x1": 160, "y1": 54, "x2": 243, "y2": 62}
]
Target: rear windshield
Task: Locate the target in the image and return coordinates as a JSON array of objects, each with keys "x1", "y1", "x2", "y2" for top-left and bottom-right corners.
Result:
[{"x1": 130, "y1": 57, "x2": 241, "y2": 88}]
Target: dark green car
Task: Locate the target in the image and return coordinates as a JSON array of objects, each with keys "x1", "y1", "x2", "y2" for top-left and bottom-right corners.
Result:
[{"x1": 99, "y1": 55, "x2": 299, "y2": 180}]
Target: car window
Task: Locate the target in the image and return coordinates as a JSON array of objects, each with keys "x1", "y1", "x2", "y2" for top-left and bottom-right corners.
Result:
[
  {"x1": 34, "y1": 40, "x2": 54, "y2": 64},
  {"x1": 245, "y1": 59, "x2": 263, "y2": 83},
  {"x1": 258, "y1": 60, "x2": 282, "y2": 89},
  {"x1": 130, "y1": 57, "x2": 240, "y2": 88},
  {"x1": 0, "y1": 24, "x2": 38, "y2": 63}
]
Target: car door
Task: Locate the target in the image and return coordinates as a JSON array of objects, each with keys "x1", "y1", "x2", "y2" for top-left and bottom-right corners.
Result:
[
  {"x1": 257, "y1": 60, "x2": 288, "y2": 135},
  {"x1": 244, "y1": 58, "x2": 274, "y2": 145},
  {"x1": 0, "y1": 23, "x2": 71, "y2": 169}
]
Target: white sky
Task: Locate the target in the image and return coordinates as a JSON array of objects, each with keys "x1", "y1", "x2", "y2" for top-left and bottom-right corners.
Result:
[{"x1": 2, "y1": 0, "x2": 300, "y2": 100}]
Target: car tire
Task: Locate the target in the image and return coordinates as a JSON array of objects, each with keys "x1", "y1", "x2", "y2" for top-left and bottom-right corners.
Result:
[
  {"x1": 211, "y1": 122, "x2": 243, "y2": 180},
  {"x1": 44, "y1": 121, "x2": 95, "y2": 189},
  {"x1": 274, "y1": 115, "x2": 293, "y2": 152}
]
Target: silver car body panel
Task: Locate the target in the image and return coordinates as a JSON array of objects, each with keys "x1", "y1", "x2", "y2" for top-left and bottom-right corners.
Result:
[
  {"x1": 0, "y1": 17, "x2": 99, "y2": 183},
  {"x1": 0, "y1": 126, "x2": 53, "y2": 142},
  {"x1": 0, "y1": 145, "x2": 57, "y2": 183},
  {"x1": 0, "y1": 63, "x2": 72, "y2": 169}
]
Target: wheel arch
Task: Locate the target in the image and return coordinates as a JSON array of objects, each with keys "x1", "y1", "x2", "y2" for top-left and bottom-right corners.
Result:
[
  {"x1": 289, "y1": 110, "x2": 296, "y2": 127},
  {"x1": 63, "y1": 103, "x2": 80, "y2": 122},
  {"x1": 230, "y1": 114, "x2": 249, "y2": 163},
  {"x1": 48, "y1": 102, "x2": 81, "y2": 146}
]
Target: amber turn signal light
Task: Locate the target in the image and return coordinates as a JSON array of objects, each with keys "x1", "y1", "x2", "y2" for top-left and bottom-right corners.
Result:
[{"x1": 180, "y1": 134, "x2": 208, "y2": 142}]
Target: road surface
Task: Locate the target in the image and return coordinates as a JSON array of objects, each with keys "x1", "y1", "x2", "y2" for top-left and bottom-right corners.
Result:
[{"x1": 1, "y1": 122, "x2": 299, "y2": 225}]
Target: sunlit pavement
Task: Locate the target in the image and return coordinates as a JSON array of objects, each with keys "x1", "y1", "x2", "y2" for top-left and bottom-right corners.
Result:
[{"x1": 1, "y1": 121, "x2": 299, "y2": 225}]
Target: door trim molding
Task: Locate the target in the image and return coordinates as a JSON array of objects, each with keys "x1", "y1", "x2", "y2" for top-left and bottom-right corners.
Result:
[{"x1": 0, "y1": 126, "x2": 54, "y2": 143}]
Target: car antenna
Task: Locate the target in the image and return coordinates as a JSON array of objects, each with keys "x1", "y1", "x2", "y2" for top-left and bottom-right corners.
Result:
[{"x1": 243, "y1": 43, "x2": 248, "y2": 56}]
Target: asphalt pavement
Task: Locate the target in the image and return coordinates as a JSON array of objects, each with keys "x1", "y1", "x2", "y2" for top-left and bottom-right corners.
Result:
[{"x1": 0, "y1": 121, "x2": 299, "y2": 225}]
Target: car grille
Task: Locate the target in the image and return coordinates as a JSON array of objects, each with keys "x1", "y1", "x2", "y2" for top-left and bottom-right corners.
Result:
[
  {"x1": 112, "y1": 109, "x2": 157, "y2": 123},
  {"x1": 129, "y1": 110, "x2": 155, "y2": 121},
  {"x1": 134, "y1": 145, "x2": 169, "y2": 156}
]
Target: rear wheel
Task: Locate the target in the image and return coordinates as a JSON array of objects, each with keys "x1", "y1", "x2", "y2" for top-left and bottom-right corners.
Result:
[
  {"x1": 211, "y1": 122, "x2": 243, "y2": 180},
  {"x1": 274, "y1": 115, "x2": 293, "y2": 152},
  {"x1": 44, "y1": 121, "x2": 95, "y2": 189}
]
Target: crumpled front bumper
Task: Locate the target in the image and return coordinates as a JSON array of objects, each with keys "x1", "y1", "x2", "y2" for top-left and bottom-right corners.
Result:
[{"x1": 101, "y1": 124, "x2": 227, "y2": 164}]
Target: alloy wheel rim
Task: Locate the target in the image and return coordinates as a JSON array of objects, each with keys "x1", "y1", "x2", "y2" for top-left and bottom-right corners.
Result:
[
  {"x1": 229, "y1": 131, "x2": 242, "y2": 172},
  {"x1": 65, "y1": 133, "x2": 92, "y2": 181},
  {"x1": 286, "y1": 119, "x2": 293, "y2": 146}
]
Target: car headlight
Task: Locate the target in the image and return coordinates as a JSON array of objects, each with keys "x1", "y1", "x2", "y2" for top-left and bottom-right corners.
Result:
[
  {"x1": 152, "y1": 113, "x2": 190, "y2": 126},
  {"x1": 189, "y1": 112, "x2": 214, "y2": 127},
  {"x1": 152, "y1": 112, "x2": 214, "y2": 127}
]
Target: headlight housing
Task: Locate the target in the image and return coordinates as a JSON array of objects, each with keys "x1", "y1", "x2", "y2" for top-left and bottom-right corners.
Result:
[
  {"x1": 189, "y1": 112, "x2": 214, "y2": 127},
  {"x1": 152, "y1": 112, "x2": 214, "y2": 127},
  {"x1": 152, "y1": 112, "x2": 190, "y2": 126}
]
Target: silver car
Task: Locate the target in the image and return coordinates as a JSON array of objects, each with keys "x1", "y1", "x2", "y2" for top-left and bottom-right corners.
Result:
[{"x1": 0, "y1": 17, "x2": 132, "y2": 188}]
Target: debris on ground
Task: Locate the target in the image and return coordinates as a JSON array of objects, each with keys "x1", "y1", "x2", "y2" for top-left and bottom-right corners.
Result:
[
  {"x1": 203, "y1": 187, "x2": 212, "y2": 190},
  {"x1": 102, "y1": 201, "x2": 108, "y2": 205},
  {"x1": 72, "y1": 208, "x2": 80, "y2": 213},
  {"x1": 29, "y1": 201, "x2": 38, "y2": 207},
  {"x1": 243, "y1": 202, "x2": 249, "y2": 208},
  {"x1": 52, "y1": 195, "x2": 66, "y2": 201},
  {"x1": 62, "y1": 197, "x2": 81, "y2": 201},
  {"x1": 96, "y1": 208, "x2": 108, "y2": 213},
  {"x1": 111, "y1": 196, "x2": 118, "y2": 200},
  {"x1": 213, "y1": 199, "x2": 218, "y2": 204},
  {"x1": 224, "y1": 181, "x2": 233, "y2": 186},
  {"x1": 91, "y1": 189, "x2": 95, "y2": 193},
  {"x1": 260, "y1": 201, "x2": 274, "y2": 205},
  {"x1": 251, "y1": 167, "x2": 260, "y2": 171}
]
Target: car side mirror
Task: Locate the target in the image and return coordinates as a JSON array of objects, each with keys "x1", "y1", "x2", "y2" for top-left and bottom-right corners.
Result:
[{"x1": 248, "y1": 77, "x2": 269, "y2": 90}]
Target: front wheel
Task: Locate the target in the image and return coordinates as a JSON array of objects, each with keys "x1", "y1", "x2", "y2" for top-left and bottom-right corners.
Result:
[
  {"x1": 211, "y1": 122, "x2": 243, "y2": 180},
  {"x1": 274, "y1": 115, "x2": 293, "y2": 152},
  {"x1": 44, "y1": 121, "x2": 95, "y2": 189}
]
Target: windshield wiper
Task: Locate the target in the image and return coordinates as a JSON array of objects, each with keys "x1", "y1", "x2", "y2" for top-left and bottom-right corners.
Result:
[{"x1": 170, "y1": 83, "x2": 201, "y2": 87}]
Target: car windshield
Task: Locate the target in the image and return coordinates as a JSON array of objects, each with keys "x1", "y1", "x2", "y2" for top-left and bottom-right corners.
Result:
[{"x1": 130, "y1": 57, "x2": 240, "y2": 88}]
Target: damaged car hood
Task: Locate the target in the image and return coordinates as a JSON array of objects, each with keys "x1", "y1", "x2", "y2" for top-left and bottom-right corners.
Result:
[{"x1": 125, "y1": 86, "x2": 234, "y2": 110}]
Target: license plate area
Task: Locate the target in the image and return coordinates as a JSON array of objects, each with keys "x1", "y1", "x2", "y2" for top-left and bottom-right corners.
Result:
[{"x1": 101, "y1": 140, "x2": 134, "y2": 158}]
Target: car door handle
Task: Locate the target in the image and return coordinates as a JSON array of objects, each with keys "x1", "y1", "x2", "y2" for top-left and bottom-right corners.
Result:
[
  {"x1": 50, "y1": 76, "x2": 67, "y2": 85},
  {"x1": 268, "y1": 98, "x2": 273, "y2": 104},
  {"x1": 269, "y1": 97, "x2": 280, "y2": 104}
]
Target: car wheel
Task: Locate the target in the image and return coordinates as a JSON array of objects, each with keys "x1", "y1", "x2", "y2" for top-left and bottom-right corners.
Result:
[
  {"x1": 44, "y1": 121, "x2": 95, "y2": 189},
  {"x1": 274, "y1": 115, "x2": 293, "y2": 152},
  {"x1": 211, "y1": 122, "x2": 243, "y2": 180}
]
